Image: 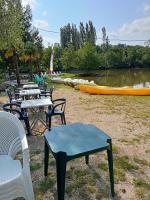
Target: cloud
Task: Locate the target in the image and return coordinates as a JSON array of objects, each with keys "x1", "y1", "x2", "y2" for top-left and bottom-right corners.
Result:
[
  {"x1": 144, "y1": 3, "x2": 150, "y2": 12},
  {"x1": 108, "y1": 16, "x2": 150, "y2": 45},
  {"x1": 42, "y1": 10, "x2": 48, "y2": 16},
  {"x1": 34, "y1": 19, "x2": 49, "y2": 29},
  {"x1": 21, "y1": 0, "x2": 37, "y2": 9},
  {"x1": 42, "y1": 35, "x2": 60, "y2": 47},
  {"x1": 117, "y1": 16, "x2": 150, "y2": 36}
]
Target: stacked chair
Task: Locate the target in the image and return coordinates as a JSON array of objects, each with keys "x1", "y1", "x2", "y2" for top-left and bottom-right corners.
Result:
[
  {"x1": 0, "y1": 111, "x2": 34, "y2": 200},
  {"x1": 3, "y1": 103, "x2": 31, "y2": 135}
]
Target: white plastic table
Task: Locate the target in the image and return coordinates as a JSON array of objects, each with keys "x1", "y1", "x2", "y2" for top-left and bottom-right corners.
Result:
[
  {"x1": 23, "y1": 84, "x2": 39, "y2": 89},
  {"x1": 19, "y1": 89, "x2": 41, "y2": 99},
  {"x1": 21, "y1": 98, "x2": 52, "y2": 134}
]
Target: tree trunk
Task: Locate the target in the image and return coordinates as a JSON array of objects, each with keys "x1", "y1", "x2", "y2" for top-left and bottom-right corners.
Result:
[
  {"x1": 13, "y1": 49, "x2": 20, "y2": 86},
  {"x1": 29, "y1": 56, "x2": 33, "y2": 80},
  {"x1": 37, "y1": 61, "x2": 41, "y2": 74}
]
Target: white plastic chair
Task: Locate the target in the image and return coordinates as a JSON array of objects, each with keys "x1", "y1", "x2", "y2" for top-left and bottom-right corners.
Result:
[{"x1": 0, "y1": 111, "x2": 34, "y2": 200}]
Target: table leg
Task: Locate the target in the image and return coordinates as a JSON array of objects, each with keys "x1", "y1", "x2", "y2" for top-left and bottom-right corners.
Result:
[
  {"x1": 107, "y1": 141, "x2": 115, "y2": 197},
  {"x1": 85, "y1": 155, "x2": 89, "y2": 164},
  {"x1": 44, "y1": 140, "x2": 49, "y2": 176},
  {"x1": 24, "y1": 117, "x2": 32, "y2": 135},
  {"x1": 30, "y1": 108, "x2": 47, "y2": 134},
  {"x1": 56, "y1": 152, "x2": 67, "y2": 200}
]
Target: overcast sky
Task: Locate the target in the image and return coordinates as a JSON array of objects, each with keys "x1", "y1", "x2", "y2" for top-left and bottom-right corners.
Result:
[{"x1": 22, "y1": 0, "x2": 150, "y2": 47}]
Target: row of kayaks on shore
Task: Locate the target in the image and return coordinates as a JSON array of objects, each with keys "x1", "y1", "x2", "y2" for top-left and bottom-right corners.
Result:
[{"x1": 79, "y1": 84, "x2": 150, "y2": 96}]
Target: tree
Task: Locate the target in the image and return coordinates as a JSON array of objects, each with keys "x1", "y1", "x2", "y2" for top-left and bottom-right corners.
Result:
[
  {"x1": 22, "y1": 4, "x2": 32, "y2": 43},
  {"x1": 20, "y1": 28, "x2": 43, "y2": 80},
  {"x1": 41, "y1": 46, "x2": 52, "y2": 71},
  {"x1": 102, "y1": 26, "x2": 106, "y2": 45},
  {"x1": 88, "y1": 21, "x2": 96, "y2": 44},
  {"x1": 85, "y1": 21, "x2": 96, "y2": 44},
  {"x1": 77, "y1": 43, "x2": 100, "y2": 72},
  {"x1": 101, "y1": 26, "x2": 109, "y2": 50},
  {"x1": 79, "y1": 22, "x2": 86, "y2": 47},
  {"x1": 53, "y1": 44, "x2": 62, "y2": 71},
  {"x1": 60, "y1": 23, "x2": 71, "y2": 48},
  {"x1": 60, "y1": 21, "x2": 96, "y2": 49},
  {"x1": 71, "y1": 24, "x2": 80, "y2": 49},
  {"x1": 61, "y1": 44, "x2": 78, "y2": 71},
  {"x1": 0, "y1": 0, "x2": 24, "y2": 85}
]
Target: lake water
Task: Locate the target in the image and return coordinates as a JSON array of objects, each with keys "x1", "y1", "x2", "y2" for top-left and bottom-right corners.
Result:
[{"x1": 80, "y1": 68, "x2": 150, "y2": 87}]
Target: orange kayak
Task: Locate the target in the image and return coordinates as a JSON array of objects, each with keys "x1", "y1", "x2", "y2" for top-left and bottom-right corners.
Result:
[{"x1": 79, "y1": 85, "x2": 150, "y2": 96}]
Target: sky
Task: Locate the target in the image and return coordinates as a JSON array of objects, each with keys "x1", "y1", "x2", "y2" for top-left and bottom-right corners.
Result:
[{"x1": 21, "y1": 0, "x2": 150, "y2": 47}]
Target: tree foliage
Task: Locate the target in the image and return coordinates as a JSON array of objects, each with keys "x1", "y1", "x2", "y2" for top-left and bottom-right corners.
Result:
[
  {"x1": 0, "y1": 0, "x2": 24, "y2": 50},
  {"x1": 61, "y1": 44, "x2": 78, "y2": 71},
  {"x1": 60, "y1": 21, "x2": 96, "y2": 49},
  {"x1": 77, "y1": 43, "x2": 99, "y2": 72}
]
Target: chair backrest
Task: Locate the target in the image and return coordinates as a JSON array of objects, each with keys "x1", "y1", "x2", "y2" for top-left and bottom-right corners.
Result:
[
  {"x1": 0, "y1": 111, "x2": 26, "y2": 158},
  {"x1": 46, "y1": 87, "x2": 54, "y2": 100},
  {"x1": 52, "y1": 98, "x2": 66, "y2": 112},
  {"x1": 6, "y1": 89, "x2": 13, "y2": 102},
  {"x1": 3, "y1": 103, "x2": 23, "y2": 120}
]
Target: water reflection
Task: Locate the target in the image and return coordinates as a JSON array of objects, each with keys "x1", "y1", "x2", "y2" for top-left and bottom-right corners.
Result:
[{"x1": 80, "y1": 68, "x2": 150, "y2": 87}]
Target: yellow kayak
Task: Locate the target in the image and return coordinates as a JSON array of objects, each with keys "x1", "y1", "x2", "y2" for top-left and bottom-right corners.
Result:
[{"x1": 79, "y1": 84, "x2": 150, "y2": 96}]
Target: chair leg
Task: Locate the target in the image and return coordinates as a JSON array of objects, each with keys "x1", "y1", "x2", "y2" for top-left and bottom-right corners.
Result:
[
  {"x1": 24, "y1": 175, "x2": 34, "y2": 200},
  {"x1": 60, "y1": 115, "x2": 64, "y2": 124},
  {"x1": 56, "y1": 152, "x2": 67, "y2": 200},
  {"x1": 63, "y1": 114, "x2": 66, "y2": 124},
  {"x1": 48, "y1": 115, "x2": 52, "y2": 131},
  {"x1": 107, "y1": 141, "x2": 115, "y2": 197}
]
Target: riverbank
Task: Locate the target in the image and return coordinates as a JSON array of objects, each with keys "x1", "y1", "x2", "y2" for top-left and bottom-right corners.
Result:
[
  {"x1": 0, "y1": 84, "x2": 150, "y2": 200},
  {"x1": 59, "y1": 68, "x2": 150, "y2": 87}
]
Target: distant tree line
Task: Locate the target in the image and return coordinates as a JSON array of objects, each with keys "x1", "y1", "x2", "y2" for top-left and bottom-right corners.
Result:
[{"x1": 59, "y1": 22, "x2": 150, "y2": 73}]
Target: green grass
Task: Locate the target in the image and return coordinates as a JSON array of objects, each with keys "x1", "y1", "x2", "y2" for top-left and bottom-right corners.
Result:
[
  {"x1": 49, "y1": 158, "x2": 56, "y2": 166},
  {"x1": 134, "y1": 178, "x2": 150, "y2": 190},
  {"x1": 37, "y1": 178, "x2": 56, "y2": 194},
  {"x1": 98, "y1": 162, "x2": 108, "y2": 171},
  {"x1": 134, "y1": 179, "x2": 150, "y2": 199},
  {"x1": 30, "y1": 163, "x2": 41, "y2": 171},
  {"x1": 115, "y1": 168, "x2": 126, "y2": 182},
  {"x1": 112, "y1": 145, "x2": 120, "y2": 154},
  {"x1": 58, "y1": 73, "x2": 79, "y2": 78},
  {"x1": 114, "y1": 155, "x2": 139, "y2": 171},
  {"x1": 74, "y1": 168, "x2": 89, "y2": 177},
  {"x1": 135, "y1": 188, "x2": 150, "y2": 200},
  {"x1": 87, "y1": 185, "x2": 97, "y2": 193},
  {"x1": 66, "y1": 183, "x2": 76, "y2": 193},
  {"x1": 133, "y1": 157, "x2": 149, "y2": 166},
  {"x1": 119, "y1": 132, "x2": 150, "y2": 145}
]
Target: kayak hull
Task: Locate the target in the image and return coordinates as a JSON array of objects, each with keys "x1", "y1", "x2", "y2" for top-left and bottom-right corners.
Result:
[{"x1": 79, "y1": 85, "x2": 150, "y2": 96}]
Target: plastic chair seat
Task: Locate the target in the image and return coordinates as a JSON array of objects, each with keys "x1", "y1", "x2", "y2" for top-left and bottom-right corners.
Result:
[
  {"x1": 0, "y1": 155, "x2": 27, "y2": 200},
  {"x1": 48, "y1": 109, "x2": 63, "y2": 115},
  {"x1": 0, "y1": 155, "x2": 22, "y2": 184},
  {"x1": 54, "y1": 110, "x2": 63, "y2": 115}
]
